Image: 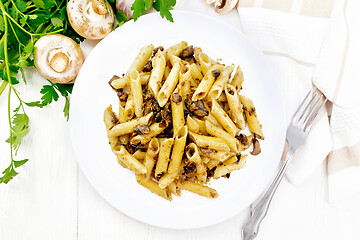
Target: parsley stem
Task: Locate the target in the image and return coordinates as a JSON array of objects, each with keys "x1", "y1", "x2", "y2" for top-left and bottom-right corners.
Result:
[
  {"x1": 8, "y1": 85, "x2": 14, "y2": 163},
  {"x1": 0, "y1": 81, "x2": 8, "y2": 96}
]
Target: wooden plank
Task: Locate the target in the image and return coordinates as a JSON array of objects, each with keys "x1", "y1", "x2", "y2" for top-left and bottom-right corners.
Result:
[{"x1": 0, "y1": 69, "x2": 78, "y2": 240}]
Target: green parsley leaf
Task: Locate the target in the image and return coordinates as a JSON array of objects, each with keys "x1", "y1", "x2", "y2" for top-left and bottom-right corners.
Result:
[
  {"x1": 63, "y1": 97, "x2": 70, "y2": 120},
  {"x1": 12, "y1": 113, "x2": 29, "y2": 133},
  {"x1": 0, "y1": 164, "x2": 18, "y2": 184},
  {"x1": 14, "y1": 159, "x2": 28, "y2": 168},
  {"x1": 25, "y1": 101, "x2": 44, "y2": 107},
  {"x1": 0, "y1": 16, "x2": 4, "y2": 32},
  {"x1": 16, "y1": 1, "x2": 27, "y2": 12},
  {"x1": 55, "y1": 83, "x2": 73, "y2": 96},
  {"x1": 153, "y1": 0, "x2": 176, "y2": 22},
  {"x1": 40, "y1": 85, "x2": 59, "y2": 105},
  {"x1": 132, "y1": 0, "x2": 153, "y2": 21},
  {"x1": 115, "y1": 9, "x2": 130, "y2": 23},
  {"x1": 31, "y1": 0, "x2": 45, "y2": 9},
  {"x1": 51, "y1": 17, "x2": 63, "y2": 28}
]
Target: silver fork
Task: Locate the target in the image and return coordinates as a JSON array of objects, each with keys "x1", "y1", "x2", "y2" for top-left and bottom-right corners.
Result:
[{"x1": 241, "y1": 90, "x2": 327, "y2": 240}]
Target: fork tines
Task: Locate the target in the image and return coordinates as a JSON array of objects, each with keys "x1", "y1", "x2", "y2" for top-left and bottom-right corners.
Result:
[{"x1": 291, "y1": 90, "x2": 327, "y2": 132}]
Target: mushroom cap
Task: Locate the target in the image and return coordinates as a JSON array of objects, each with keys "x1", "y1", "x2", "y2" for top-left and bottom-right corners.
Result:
[
  {"x1": 34, "y1": 34, "x2": 84, "y2": 84},
  {"x1": 67, "y1": 0, "x2": 115, "y2": 40},
  {"x1": 215, "y1": 0, "x2": 239, "y2": 14}
]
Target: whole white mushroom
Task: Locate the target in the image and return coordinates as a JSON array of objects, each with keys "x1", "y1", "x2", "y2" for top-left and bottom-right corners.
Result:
[
  {"x1": 34, "y1": 34, "x2": 84, "y2": 83},
  {"x1": 67, "y1": 0, "x2": 115, "y2": 40}
]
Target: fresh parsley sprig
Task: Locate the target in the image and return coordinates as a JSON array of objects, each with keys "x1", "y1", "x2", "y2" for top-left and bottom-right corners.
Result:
[
  {"x1": 131, "y1": 0, "x2": 176, "y2": 22},
  {"x1": 0, "y1": 0, "x2": 82, "y2": 184}
]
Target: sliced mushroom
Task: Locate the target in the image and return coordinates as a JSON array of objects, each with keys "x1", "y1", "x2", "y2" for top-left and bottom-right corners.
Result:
[
  {"x1": 250, "y1": 138, "x2": 261, "y2": 155},
  {"x1": 215, "y1": 0, "x2": 239, "y2": 14},
  {"x1": 67, "y1": 0, "x2": 114, "y2": 40},
  {"x1": 34, "y1": 34, "x2": 84, "y2": 83}
]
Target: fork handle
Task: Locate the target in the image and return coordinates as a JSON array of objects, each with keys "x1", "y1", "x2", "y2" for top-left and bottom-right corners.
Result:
[{"x1": 242, "y1": 148, "x2": 295, "y2": 240}]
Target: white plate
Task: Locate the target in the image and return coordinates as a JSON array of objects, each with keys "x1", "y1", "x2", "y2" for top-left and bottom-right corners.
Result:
[{"x1": 69, "y1": 11, "x2": 286, "y2": 229}]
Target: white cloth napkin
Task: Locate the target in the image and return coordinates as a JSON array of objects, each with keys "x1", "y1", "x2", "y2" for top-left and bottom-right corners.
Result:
[{"x1": 236, "y1": 0, "x2": 360, "y2": 205}]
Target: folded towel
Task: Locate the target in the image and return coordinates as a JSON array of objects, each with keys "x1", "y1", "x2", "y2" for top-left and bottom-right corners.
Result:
[{"x1": 236, "y1": 0, "x2": 360, "y2": 205}]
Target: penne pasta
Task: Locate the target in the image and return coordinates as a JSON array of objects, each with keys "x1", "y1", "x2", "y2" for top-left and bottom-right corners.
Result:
[
  {"x1": 177, "y1": 181, "x2": 218, "y2": 198},
  {"x1": 208, "y1": 64, "x2": 235, "y2": 99},
  {"x1": 144, "y1": 138, "x2": 160, "y2": 181},
  {"x1": 129, "y1": 44, "x2": 154, "y2": 72},
  {"x1": 192, "y1": 64, "x2": 223, "y2": 101},
  {"x1": 225, "y1": 84, "x2": 246, "y2": 130},
  {"x1": 129, "y1": 68, "x2": 143, "y2": 117},
  {"x1": 168, "y1": 126, "x2": 188, "y2": 173},
  {"x1": 104, "y1": 42, "x2": 264, "y2": 200},
  {"x1": 113, "y1": 146, "x2": 147, "y2": 174},
  {"x1": 136, "y1": 174, "x2": 172, "y2": 201},
  {"x1": 155, "y1": 138, "x2": 174, "y2": 178},
  {"x1": 211, "y1": 99, "x2": 240, "y2": 136},
  {"x1": 149, "y1": 50, "x2": 166, "y2": 97},
  {"x1": 165, "y1": 41, "x2": 188, "y2": 56},
  {"x1": 188, "y1": 132, "x2": 230, "y2": 152},
  {"x1": 171, "y1": 88, "x2": 185, "y2": 136},
  {"x1": 213, "y1": 155, "x2": 247, "y2": 179},
  {"x1": 239, "y1": 95, "x2": 264, "y2": 139},
  {"x1": 158, "y1": 63, "x2": 181, "y2": 107},
  {"x1": 231, "y1": 65, "x2": 244, "y2": 92},
  {"x1": 205, "y1": 120, "x2": 241, "y2": 153},
  {"x1": 108, "y1": 112, "x2": 153, "y2": 137},
  {"x1": 185, "y1": 143, "x2": 207, "y2": 183}
]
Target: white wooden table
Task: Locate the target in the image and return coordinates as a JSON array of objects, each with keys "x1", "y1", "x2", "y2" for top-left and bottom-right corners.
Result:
[{"x1": 1, "y1": 1, "x2": 360, "y2": 239}]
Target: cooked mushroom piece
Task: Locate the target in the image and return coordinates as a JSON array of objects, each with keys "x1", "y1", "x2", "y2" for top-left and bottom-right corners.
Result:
[
  {"x1": 67, "y1": 0, "x2": 115, "y2": 40},
  {"x1": 250, "y1": 138, "x2": 261, "y2": 155},
  {"x1": 215, "y1": 0, "x2": 239, "y2": 14},
  {"x1": 34, "y1": 34, "x2": 84, "y2": 83}
]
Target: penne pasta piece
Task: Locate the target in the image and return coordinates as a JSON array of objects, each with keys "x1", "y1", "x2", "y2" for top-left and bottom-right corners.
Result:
[
  {"x1": 239, "y1": 95, "x2": 264, "y2": 139},
  {"x1": 213, "y1": 155, "x2": 247, "y2": 179},
  {"x1": 129, "y1": 44, "x2": 154, "y2": 72},
  {"x1": 192, "y1": 65, "x2": 223, "y2": 101},
  {"x1": 140, "y1": 72, "x2": 150, "y2": 85},
  {"x1": 194, "y1": 47, "x2": 217, "y2": 75},
  {"x1": 211, "y1": 99, "x2": 240, "y2": 136},
  {"x1": 231, "y1": 65, "x2": 244, "y2": 92},
  {"x1": 206, "y1": 159, "x2": 221, "y2": 170},
  {"x1": 179, "y1": 65, "x2": 192, "y2": 97},
  {"x1": 168, "y1": 126, "x2": 188, "y2": 173},
  {"x1": 167, "y1": 53, "x2": 182, "y2": 66},
  {"x1": 118, "y1": 104, "x2": 127, "y2": 123},
  {"x1": 111, "y1": 75, "x2": 129, "y2": 89},
  {"x1": 158, "y1": 63, "x2": 181, "y2": 107},
  {"x1": 132, "y1": 150, "x2": 146, "y2": 161},
  {"x1": 171, "y1": 88, "x2": 185, "y2": 136},
  {"x1": 108, "y1": 112, "x2": 153, "y2": 137},
  {"x1": 177, "y1": 180, "x2": 218, "y2": 198},
  {"x1": 217, "y1": 92, "x2": 227, "y2": 102},
  {"x1": 155, "y1": 138, "x2": 174, "y2": 178},
  {"x1": 168, "y1": 181, "x2": 181, "y2": 196},
  {"x1": 186, "y1": 115, "x2": 200, "y2": 133},
  {"x1": 136, "y1": 174, "x2": 172, "y2": 201},
  {"x1": 208, "y1": 64, "x2": 235, "y2": 99},
  {"x1": 188, "y1": 132, "x2": 230, "y2": 152},
  {"x1": 158, "y1": 171, "x2": 179, "y2": 189},
  {"x1": 189, "y1": 63, "x2": 203, "y2": 81},
  {"x1": 124, "y1": 93, "x2": 135, "y2": 120},
  {"x1": 199, "y1": 147, "x2": 235, "y2": 162},
  {"x1": 129, "y1": 68, "x2": 143, "y2": 117},
  {"x1": 225, "y1": 84, "x2": 246, "y2": 130},
  {"x1": 163, "y1": 65, "x2": 171, "y2": 80},
  {"x1": 205, "y1": 120, "x2": 241, "y2": 153},
  {"x1": 185, "y1": 143, "x2": 207, "y2": 183},
  {"x1": 130, "y1": 122, "x2": 167, "y2": 146},
  {"x1": 165, "y1": 41, "x2": 188, "y2": 56},
  {"x1": 201, "y1": 156, "x2": 211, "y2": 164},
  {"x1": 144, "y1": 138, "x2": 160, "y2": 181},
  {"x1": 113, "y1": 146, "x2": 147, "y2": 174},
  {"x1": 104, "y1": 105, "x2": 120, "y2": 148},
  {"x1": 192, "y1": 117, "x2": 207, "y2": 135},
  {"x1": 149, "y1": 50, "x2": 166, "y2": 97}
]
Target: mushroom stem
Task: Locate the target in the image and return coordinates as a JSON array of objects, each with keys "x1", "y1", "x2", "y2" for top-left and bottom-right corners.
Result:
[
  {"x1": 92, "y1": 0, "x2": 108, "y2": 15},
  {"x1": 50, "y1": 52, "x2": 69, "y2": 73}
]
